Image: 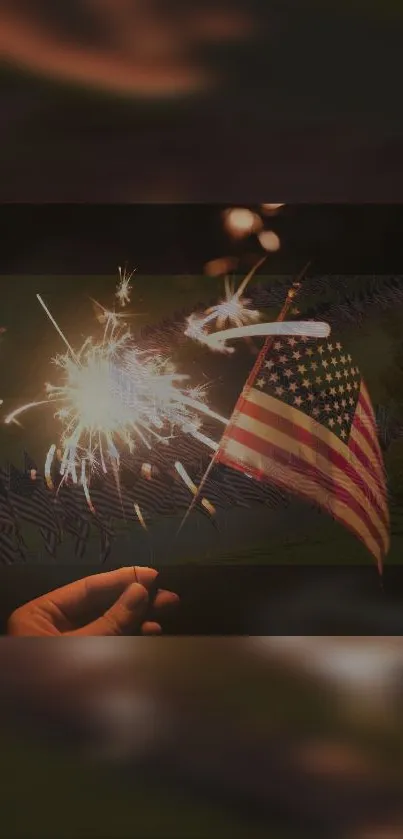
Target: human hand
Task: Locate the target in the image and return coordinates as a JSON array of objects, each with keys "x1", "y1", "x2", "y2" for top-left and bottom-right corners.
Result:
[{"x1": 7, "y1": 566, "x2": 179, "y2": 636}]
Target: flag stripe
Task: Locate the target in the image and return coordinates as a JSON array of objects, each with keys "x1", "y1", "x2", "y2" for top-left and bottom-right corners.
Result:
[
  {"x1": 217, "y1": 333, "x2": 388, "y2": 568},
  {"x1": 227, "y1": 420, "x2": 387, "y2": 557},
  {"x1": 360, "y1": 384, "x2": 385, "y2": 463},
  {"x1": 241, "y1": 388, "x2": 389, "y2": 530},
  {"x1": 220, "y1": 441, "x2": 382, "y2": 566},
  {"x1": 234, "y1": 407, "x2": 389, "y2": 553},
  {"x1": 354, "y1": 396, "x2": 385, "y2": 476},
  {"x1": 349, "y1": 424, "x2": 389, "y2": 512}
]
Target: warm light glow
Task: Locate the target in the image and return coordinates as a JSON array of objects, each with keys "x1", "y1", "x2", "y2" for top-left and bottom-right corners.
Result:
[
  {"x1": 204, "y1": 257, "x2": 238, "y2": 276},
  {"x1": 258, "y1": 230, "x2": 281, "y2": 252},
  {"x1": 174, "y1": 461, "x2": 215, "y2": 516},
  {"x1": 185, "y1": 258, "x2": 266, "y2": 348},
  {"x1": 116, "y1": 266, "x2": 135, "y2": 307},
  {"x1": 5, "y1": 291, "x2": 229, "y2": 513},
  {"x1": 261, "y1": 203, "x2": 284, "y2": 212},
  {"x1": 204, "y1": 320, "x2": 331, "y2": 353},
  {"x1": 223, "y1": 207, "x2": 261, "y2": 238}
]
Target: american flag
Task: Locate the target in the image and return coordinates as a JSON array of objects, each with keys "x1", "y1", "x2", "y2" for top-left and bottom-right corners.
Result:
[{"x1": 216, "y1": 334, "x2": 390, "y2": 571}]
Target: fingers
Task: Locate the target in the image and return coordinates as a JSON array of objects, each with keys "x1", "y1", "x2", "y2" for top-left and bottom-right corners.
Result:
[
  {"x1": 141, "y1": 621, "x2": 162, "y2": 635},
  {"x1": 132, "y1": 567, "x2": 159, "y2": 590},
  {"x1": 153, "y1": 590, "x2": 180, "y2": 612},
  {"x1": 68, "y1": 581, "x2": 149, "y2": 636},
  {"x1": 16, "y1": 567, "x2": 179, "y2": 636},
  {"x1": 41, "y1": 567, "x2": 158, "y2": 626}
]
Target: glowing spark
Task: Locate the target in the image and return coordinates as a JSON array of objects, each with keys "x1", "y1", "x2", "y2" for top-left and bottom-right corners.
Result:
[
  {"x1": 45, "y1": 444, "x2": 56, "y2": 490},
  {"x1": 116, "y1": 266, "x2": 135, "y2": 307},
  {"x1": 185, "y1": 257, "x2": 266, "y2": 347},
  {"x1": 36, "y1": 294, "x2": 78, "y2": 362},
  {"x1": 204, "y1": 320, "x2": 331, "y2": 353},
  {"x1": 141, "y1": 462, "x2": 153, "y2": 480},
  {"x1": 174, "y1": 461, "x2": 215, "y2": 516},
  {"x1": 134, "y1": 503, "x2": 147, "y2": 531},
  {"x1": 91, "y1": 298, "x2": 128, "y2": 332},
  {"x1": 81, "y1": 459, "x2": 95, "y2": 513},
  {"x1": 5, "y1": 399, "x2": 50, "y2": 426},
  {"x1": 7, "y1": 296, "x2": 227, "y2": 512}
]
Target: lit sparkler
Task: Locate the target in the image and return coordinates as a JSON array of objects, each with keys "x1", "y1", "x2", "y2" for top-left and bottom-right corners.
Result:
[
  {"x1": 184, "y1": 256, "x2": 330, "y2": 354},
  {"x1": 174, "y1": 461, "x2": 215, "y2": 516},
  {"x1": 116, "y1": 266, "x2": 135, "y2": 307},
  {"x1": 5, "y1": 293, "x2": 229, "y2": 517},
  {"x1": 185, "y1": 257, "x2": 266, "y2": 347},
  {"x1": 204, "y1": 319, "x2": 331, "y2": 354}
]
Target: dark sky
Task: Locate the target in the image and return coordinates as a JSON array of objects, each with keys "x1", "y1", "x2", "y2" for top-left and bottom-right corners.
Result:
[
  {"x1": 1, "y1": 1, "x2": 403, "y2": 201},
  {"x1": 2, "y1": 204, "x2": 403, "y2": 274}
]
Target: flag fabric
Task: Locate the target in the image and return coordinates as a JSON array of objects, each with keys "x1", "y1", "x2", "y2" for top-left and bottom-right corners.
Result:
[
  {"x1": 0, "y1": 469, "x2": 28, "y2": 562},
  {"x1": 7, "y1": 463, "x2": 60, "y2": 557},
  {"x1": 216, "y1": 334, "x2": 390, "y2": 571},
  {"x1": 23, "y1": 453, "x2": 63, "y2": 556}
]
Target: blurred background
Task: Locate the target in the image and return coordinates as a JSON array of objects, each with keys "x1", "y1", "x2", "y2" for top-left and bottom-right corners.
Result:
[
  {"x1": 0, "y1": 0, "x2": 402, "y2": 200},
  {"x1": 2, "y1": 637, "x2": 403, "y2": 838}
]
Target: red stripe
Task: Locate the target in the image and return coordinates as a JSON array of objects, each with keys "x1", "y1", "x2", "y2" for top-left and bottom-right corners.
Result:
[
  {"x1": 348, "y1": 427, "x2": 387, "y2": 506},
  {"x1": 361, "y1": 381, "x2": 377, "y2": 422},
  {"x1": 352, "y1": 412, "x2": 385, "y2": 481},
  {"x1": 359, "y1": 386, "x2": 384, "y2": 462},
  {"x1": 227, "y1": 424, "x2": 385, "y2": 555},
  {"x1": 238, "y1": 396, "x2": 389, "y2": 531},
  {"x1": 218, "y1": 450, "x2": 380, "y2": 562},
  {"x1": 355, "y1": 392, "x2": 385, "y2": 473}
]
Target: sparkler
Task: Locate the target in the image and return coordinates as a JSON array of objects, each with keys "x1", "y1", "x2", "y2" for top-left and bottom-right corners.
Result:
[
  {"x1": 185, "y1": 256, "x2": 266, "y2": 348},
  {"x1": 116, "y1": 266, "x2": 135, "y2": 307},
  {"x1": 5, "y1": 292, "x2": 229, "y2": 518},
  {"x1": 204, "y1": 319, "x2": 330, "y2": 354},
  {"x1": 184, "y1": 257, "x2": 330, "y2": 353}
]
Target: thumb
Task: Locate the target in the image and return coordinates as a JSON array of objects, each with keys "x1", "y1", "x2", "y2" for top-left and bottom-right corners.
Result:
[{"x1": 68, "y1": 582, "x2": 149, "y2": 636}]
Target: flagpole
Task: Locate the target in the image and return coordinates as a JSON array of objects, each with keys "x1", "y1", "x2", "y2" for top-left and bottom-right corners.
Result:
[{"x1": 177, "y1": 262, "x2": 311, "y2": 534}]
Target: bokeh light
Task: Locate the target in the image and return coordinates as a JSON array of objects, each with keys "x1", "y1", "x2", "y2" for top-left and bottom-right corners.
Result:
[
  {"x1": 258, "y1": 229, "x2": 281, "y2": 252},
  {"x1": 223, "y1": 208, "x2": 262, "y2": 239}
]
